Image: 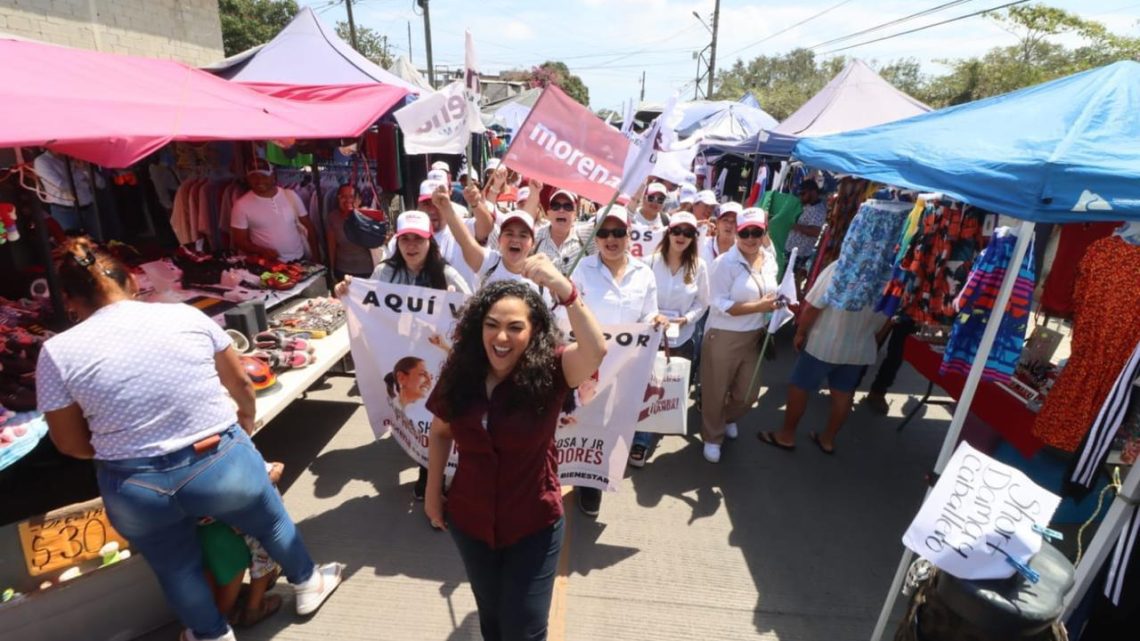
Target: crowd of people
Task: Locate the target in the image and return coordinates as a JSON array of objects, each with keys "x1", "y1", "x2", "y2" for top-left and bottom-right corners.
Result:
[{"x1": 36, "y1": 158, "x2": 900, "y2": 641}]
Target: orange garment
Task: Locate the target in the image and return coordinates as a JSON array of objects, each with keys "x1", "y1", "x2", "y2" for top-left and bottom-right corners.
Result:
[{"x1": 1034, "y1": 236, "x2": 1140, "y2": 451}]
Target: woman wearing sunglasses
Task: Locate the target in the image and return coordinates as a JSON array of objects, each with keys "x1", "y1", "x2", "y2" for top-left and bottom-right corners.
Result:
[
  {"x1": 569, "y1": 206, "x2": 659, "y2": 516},
  {"x1": 532, "y1": 189, "x2": 593, "y2": 274},
  {"x1": 700, "y1": 208, "x2": 779, "y2": 464}
]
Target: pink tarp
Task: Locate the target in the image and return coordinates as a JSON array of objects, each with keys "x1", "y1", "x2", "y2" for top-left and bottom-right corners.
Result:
[{"x1": 2, "y1": 38, "x2": 409, "y2": 168}]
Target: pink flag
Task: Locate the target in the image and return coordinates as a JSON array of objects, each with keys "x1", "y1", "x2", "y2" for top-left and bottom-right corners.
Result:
[{"x1": 504, "y1": 86, "x2": 630, "y2": 205}]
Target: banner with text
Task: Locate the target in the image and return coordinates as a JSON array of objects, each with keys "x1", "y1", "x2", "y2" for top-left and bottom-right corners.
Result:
[
  {"x1": 504, "y1": 85, "x2": 630, "y2": 205},
  {"x1": 345, "y1": 281, "x2": 661, "y2": 490},
  {"x1": 628, "y1": 223, "x2": 664, "y2": 261},
  {"x1": 556, "y1": 322, "x2": 662, "y2": 490},
  {"x1": 394, "y1": 80, "x2": 485, "y2": 155},
  {"x1": 902, "y1": 441, "x2": 1061, "y2": 580}
]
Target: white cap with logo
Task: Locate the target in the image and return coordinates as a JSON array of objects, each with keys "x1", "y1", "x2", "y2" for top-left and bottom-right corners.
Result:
[
  {"x1": 737, "y1": 207, "x2": 769, "y2": 230},
  {"x1": 678, "y1": 183, "x2": 698, "y2": 205},
  {"x1": 419, "y1": 179, "x2": 443, "y2": 202},
  {"x1": 396, "y1": 211, "x2": 433, "y2": 238},
  {"x1": 696, "y1": 190, "x2": 718, "y2": 206}
]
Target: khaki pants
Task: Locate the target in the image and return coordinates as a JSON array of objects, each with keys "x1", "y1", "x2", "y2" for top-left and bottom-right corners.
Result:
[{"x1": 699, "y1": 327, "x2": 763, "y2": 444}]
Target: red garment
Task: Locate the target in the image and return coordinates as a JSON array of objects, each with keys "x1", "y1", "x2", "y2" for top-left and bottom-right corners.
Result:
[
  {"x1": 1039, "y1": 222, "x2": 1117, "y2": 317},
  {"x1": 1034, "y1": 236, "x2": 1140, "y2": 451},
  {"x1": 364, "y1": 124, "x2": 402, "y2": 192},
  {"x1": 426, "y1": 354, "x2": 570, "y2": 549}
]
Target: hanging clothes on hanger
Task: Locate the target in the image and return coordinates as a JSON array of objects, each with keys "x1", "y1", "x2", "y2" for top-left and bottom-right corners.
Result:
[
  {"x1": 821, "y1": 198, "x2": 911, "y2": 311},
  {"x1": 1038, "y1": 222, "x2": 1118, "y2": 318},
  {"x1": 939, "y1": 227, "x2": 1035, "y2": 384}
]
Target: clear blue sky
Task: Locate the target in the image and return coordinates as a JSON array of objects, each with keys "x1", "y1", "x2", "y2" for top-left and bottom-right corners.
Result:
[{"x1": 298, "y1": 0, "x2": 1140, "y2": 110}]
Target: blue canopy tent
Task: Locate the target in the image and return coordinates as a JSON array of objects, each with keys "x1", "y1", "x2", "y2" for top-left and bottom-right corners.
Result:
[
  {"x1": 792, "y1": 61, "x2": 1140, "y2": 641},
  {"x1": 795, "y1": 61, "x2": 1140, "y2": 223}
]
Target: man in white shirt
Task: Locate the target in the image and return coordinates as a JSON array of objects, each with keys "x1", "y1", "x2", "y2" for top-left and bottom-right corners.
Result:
[
  {"x1": 230, "y1": 165, "x2": 318, "y2": 261},
  {"x1": 759, "y1": 261, "x2": 888, "y2": 455}
]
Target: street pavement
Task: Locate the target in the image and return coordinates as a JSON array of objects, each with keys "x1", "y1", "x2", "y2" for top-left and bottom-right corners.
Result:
[{"x1": 137, "y1": 336, "x2": 947, "y2": 640}]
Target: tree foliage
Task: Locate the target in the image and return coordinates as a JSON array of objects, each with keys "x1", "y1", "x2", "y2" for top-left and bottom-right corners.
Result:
[
  {"x1": 504, "y1": 61, "x2": 590, "y2": 106},
  {"x1": 336, "y1": 22, "x2": 393, "y2": 68},
  {"x1": 712, "y1": 4, "x2": 1140, "y2": 113},
  {"x1": 219, "y1": 0, "x2": 299, "y2": 57}
]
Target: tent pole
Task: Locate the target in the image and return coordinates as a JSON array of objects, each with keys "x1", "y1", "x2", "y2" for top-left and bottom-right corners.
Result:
[
  {"x1": 870, "y1": 219, "x2": 1035, "y2": 641},
  {"x1": 1063, "y1": 460, "x2": 1140, "y2": 617}
]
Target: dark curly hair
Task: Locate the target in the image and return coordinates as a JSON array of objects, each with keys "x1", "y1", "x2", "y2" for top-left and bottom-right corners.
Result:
[{"x1": 434, "y1": 280, "x2": 563, "y2": 416}]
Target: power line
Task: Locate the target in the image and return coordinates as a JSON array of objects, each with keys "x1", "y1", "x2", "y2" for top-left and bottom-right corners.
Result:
[
  {"x1": 816, "y1": 0, "x2": 1032, "y2": 55},
  {"x1": 720, "y1": 0, "x2": 855, "y2": 60},
  {"x1": 806, "y1": 0, "x2": 976, "y2": 51}
]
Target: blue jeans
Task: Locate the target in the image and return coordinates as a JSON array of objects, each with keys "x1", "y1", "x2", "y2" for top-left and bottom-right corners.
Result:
[
  {"x1": 451, "y1": 518, "x2": 564, "y2": 641},
  {"x1": 96, "y1": 425, "x2": 315, "y2": 639}
]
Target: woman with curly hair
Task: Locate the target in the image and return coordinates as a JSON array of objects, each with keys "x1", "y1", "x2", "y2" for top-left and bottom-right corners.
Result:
[{"x1": 424, "y1": 255, "x2": 606, "y2": 641}]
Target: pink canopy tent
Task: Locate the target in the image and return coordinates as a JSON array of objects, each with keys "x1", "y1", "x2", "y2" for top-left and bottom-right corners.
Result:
[{"x1": 1, "y1": 38, "x2": 409, "y2": 168}]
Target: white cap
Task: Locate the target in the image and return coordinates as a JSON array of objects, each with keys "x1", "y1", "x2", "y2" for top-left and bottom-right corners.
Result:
[
  {"x1": 427, "y1": 168, "x2": 449, "y2": 184},
  {"x1": 486, "y1": 158, "x2": 502, "y2": 171},
  {"x1": 551, "y1": 189, "x2": 578, "y2": 204},
  {"x1": 419, "y1": 179, "x2": 442, "y2": 202},
  {"x1": 696, "y1": 190, "x2": 718, "y2": 206},
  {"x1": 668, "y1": 211, "x2": 699, "y2": 230},
  {"x1": 716, "y1": 201, "x2": 742, "y2": 218},
  {"x1": 678, "y1": 183, "x2": 697, "y2": 205},
  {"x1": 516, "y1": 186, "x2": 531, "y2": 203},
  {"x1": 600, "y1": 205, "x2": 630, "y2": 226},
  {"x1": 499, "y1": 210, "x2": 535, "y2": 233},
  {"x1": 646, "y1": 182, "x2": 668, "y2": 196},
  {"x1": 460, "y1": 168, "x2": 478, "y2": 181},
  {"x1": 431, "y1": 161, "x2": 450, "y2": 173},
  {"x1": 396, "y1": 211, "x2": 432, "y2": 238},
  {"x1": 737, "y1": 207, "x2": 769, "y2": 230}
]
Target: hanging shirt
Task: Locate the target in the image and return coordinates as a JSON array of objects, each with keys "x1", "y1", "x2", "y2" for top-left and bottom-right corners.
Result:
[
  {"x1": 707, "y1": 244, "x2": 777, "y2": 333},
  {"x1": 33, "y1": 152, "x2": 95, "y2": 206},
  {"x1": 570, "y1": 254, "x2": 658, "y2": 325},
  {"x1": 230, "y1": 188, "x2": 309, "y2": 262},
  {"x1": 649, "y1": 254, "x2": 709, "y2": 346}
]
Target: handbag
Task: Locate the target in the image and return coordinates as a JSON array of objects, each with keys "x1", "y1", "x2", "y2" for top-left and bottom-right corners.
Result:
[{"x1": 636, "y1": 336, "x2": 691, "y2": 435}]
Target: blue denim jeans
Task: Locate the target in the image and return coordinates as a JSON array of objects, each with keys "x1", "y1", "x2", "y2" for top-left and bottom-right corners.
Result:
[
  {"x1": 451, "y1": 517, "x2": 564, "y2": 641},
  {"x1": 96, "y1": 425, "x2": 315, "y2": 639}
]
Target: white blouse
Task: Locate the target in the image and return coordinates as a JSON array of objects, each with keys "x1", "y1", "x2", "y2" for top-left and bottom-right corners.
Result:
[
  {"x1": 649, "y1": 255, "x2": 709, "y2": 346},
  {"x1": 707, "y1": 244, "x2": 778, "y2": 332},
  {"x1": 570, "y1": 254, "x2": 658, "y2": 325}
]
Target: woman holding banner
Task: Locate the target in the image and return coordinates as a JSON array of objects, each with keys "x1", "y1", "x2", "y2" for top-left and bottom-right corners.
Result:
[
  {"x1": 700, "y1": 208, "x2": 780, "y2": 464},
  {"x1": 424, "y1": 259, "x2": 607, "y2": 641},
  {"x1": 570, "y1": 206, "x2": 659, "y2": 514},
  {"x1": 335, "y1": 210, "x2": 471, "y2": 500}
]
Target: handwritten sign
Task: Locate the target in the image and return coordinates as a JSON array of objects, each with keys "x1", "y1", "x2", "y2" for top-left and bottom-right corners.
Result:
[
  {"x1": 902, "y1": 441, "x2": 1061, "y2": 580},
  {"x1": 18, "y1": 498, "x2": 129, "y2": 577}
]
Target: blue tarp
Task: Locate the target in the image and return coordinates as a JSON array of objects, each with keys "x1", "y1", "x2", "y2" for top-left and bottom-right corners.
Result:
[{"x1": 794, "y1": 61, "x2": 1140, "y2": 223}]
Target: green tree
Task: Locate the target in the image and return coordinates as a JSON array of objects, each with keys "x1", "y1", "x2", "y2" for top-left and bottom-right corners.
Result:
[
  {"x1": 711, "y1": 49, "x2": 846, "y2": 120},
  {"x1": 505, "y1": 61, "x2": 591, "y2": 106},
  {"x1": 336, "y1": 22, "x2": 392, "y2": 68},
  {"x1": 218, "y1": 0, "x2": 299, "y2": 57}
]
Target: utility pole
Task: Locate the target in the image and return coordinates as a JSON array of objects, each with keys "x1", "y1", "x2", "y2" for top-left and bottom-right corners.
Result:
[
  {"x1": 418, "y1": 0, "x2": 435, "y2": 87},
  {"x1": 407, "y1": 20, "x2": 413, "y2": 62},
  {"x1": 640, "y1": 71, "x2": 646, "y2": 101},
  {"x1": 706, "y1": 0, "x2": 720, "y2": 98},
  {"x1": 344, "y1": 0, "x2": 358, "y2": 51}
]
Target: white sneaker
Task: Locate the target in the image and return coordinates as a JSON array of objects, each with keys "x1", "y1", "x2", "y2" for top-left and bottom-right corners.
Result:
[
  {"x1": 294, "y1": 562, "x2": 345, "y2": 616},
  {"x1": 725, "y1": 422, "x2": 739, "y2": 439},
  {"x1": 181, "y1": 628, "x2": 236, "y2": 641},
  {"x1": 703, "y1": 443, "x2": 722, "y2": 463}
]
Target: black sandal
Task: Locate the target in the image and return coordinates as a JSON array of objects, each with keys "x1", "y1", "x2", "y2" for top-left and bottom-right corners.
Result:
[{"x1": 757, "y1": 431, "x2": 795, "y2": 451}]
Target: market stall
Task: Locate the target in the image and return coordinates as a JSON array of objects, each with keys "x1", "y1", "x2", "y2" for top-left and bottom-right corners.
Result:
[{"x1": 794, "y1": 59, "x2": 1140, "y2": 640}]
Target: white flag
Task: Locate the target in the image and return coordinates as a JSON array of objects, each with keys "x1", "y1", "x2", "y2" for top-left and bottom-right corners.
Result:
[
  {"x1": 768, "y1": 247, "x2": 799, "y2": 333},
  {"x1": 393, "y1": 80, "x2": 484, "y2": 155},
  {"x1": 620, "y1": 98, "x2": 636, "y2": 137},
  {"x1": 619, "y1": 93, "x2": 678, "y2": 195},
  {"x1": 464, "y1": 29, "x2": 481, "y2": 99}
]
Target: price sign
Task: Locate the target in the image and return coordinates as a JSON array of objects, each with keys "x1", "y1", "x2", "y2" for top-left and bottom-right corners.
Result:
[{"x1": 17, "y1": 499, "x2": 129, "y2": 576}]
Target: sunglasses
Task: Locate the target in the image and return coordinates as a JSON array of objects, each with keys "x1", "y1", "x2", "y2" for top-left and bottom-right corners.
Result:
[
  {"x1": 669, "y1": 227, "x2": 697, "y2": 238},
  {"x1": 549, "y1": 201, "x2": 575, "y2": 212},
  {"x1": 738, "y1": 228, "x2": 767, "y2": 239},
  {"x1": 595, "y1": 228, "x2": 628, "y2": 239},
  {"x1": 646, "y1": 195, "x2": 667, "y2": 204}
]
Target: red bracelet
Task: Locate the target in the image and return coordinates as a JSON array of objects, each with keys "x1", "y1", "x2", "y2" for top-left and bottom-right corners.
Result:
[{"x1": 558, "y1": 283, "x2": 579, "y2": 307}]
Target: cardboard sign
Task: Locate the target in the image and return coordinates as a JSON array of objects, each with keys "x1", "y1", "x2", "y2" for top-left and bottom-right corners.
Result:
[
  {"x1": 902, "y1": 441, "x2": 1061, "y2": 580},
  {"x1": 18, "y1": 498, "x2": 129, "y2": 577}
]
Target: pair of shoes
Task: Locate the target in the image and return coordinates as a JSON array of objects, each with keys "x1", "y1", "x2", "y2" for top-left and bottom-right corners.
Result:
[
  {"x1": 180, "y1": 628, "x2": 236, "y2": 641},
  {"x1": 703, "y1": 442, "x2": 721, "y2": 463},
  {"x1": 413, "y1": 468, "x2": 427, "y2": 501},
  {"x1": 757, "y1": 431, "x2": 795, "y2": 451},
  {"x1": 294, "y1": 562, "x2": 344, "y2": 616},
  {"x1": 862, "y1": 393, "x2": 889, "y2": 416},
  {"x1": 628, "y1": 444, "x2": 648, "y2": 468},
  {"x1": 724, "y1": 422, "x2": 739, "y2": 439},
  {"x1": 577, "y1": 488, "x2": 602, "y2": 517}
]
